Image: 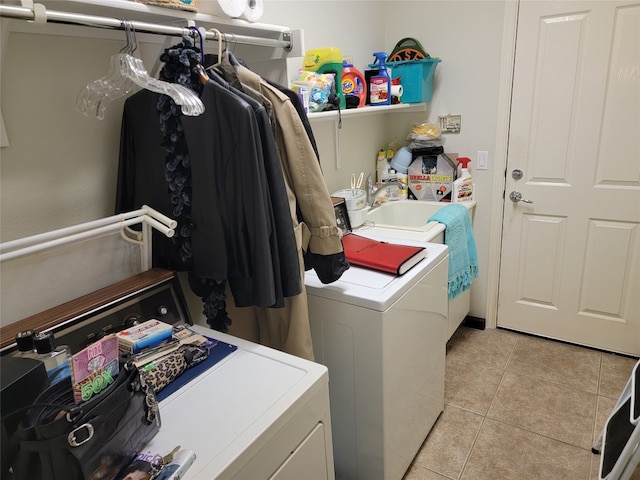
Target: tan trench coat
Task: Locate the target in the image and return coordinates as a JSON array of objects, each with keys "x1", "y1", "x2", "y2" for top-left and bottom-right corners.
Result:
[{"x1": 224, "y1": 62, "x2": 344, "y2": 361}]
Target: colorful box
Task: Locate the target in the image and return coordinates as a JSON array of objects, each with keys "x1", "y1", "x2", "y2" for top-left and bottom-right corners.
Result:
[
  {"x1": 408, "y1": 152, "x2": 457, "y2": 202},
  {"x1": 71, "y1": 335, "x2": 120, "y2": 404},
  {"x1": 116, "y1": 319, "x2": 173, "y2": 354}
]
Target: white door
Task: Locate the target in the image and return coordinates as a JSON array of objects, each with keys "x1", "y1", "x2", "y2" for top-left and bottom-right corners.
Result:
[{"x1": 497, "y1": 0, "x2": 640, "y2": 355}]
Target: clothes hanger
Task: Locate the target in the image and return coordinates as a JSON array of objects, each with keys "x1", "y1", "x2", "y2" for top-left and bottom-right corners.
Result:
[
  {"x1": 199, "y1": 27, "x2": 230, "y2": 84},
  {"x1": 76, "y1": 21, "x2": 205, "y2": 119},
  {"x1": 92, "y1": 23, "x2": 143, "y2": 118},
  {"x1": 189, "y1": 26, "x2": 210, "y2": 85},
  {"x1": 207, "y1": 27, "x2": 224, "y2": 64},
  {"x1": 116, "y1": 22, "x2": 204, "y2": 116},
  {"x1": 202, "y1": 28, "x2": 226, "y2": 71},
  {"x1": 205, "y1": 28, "x2": 242, "y2": 77},
  {"x1": 76, "y1": 20, "x2": 137, "y2": 119}
]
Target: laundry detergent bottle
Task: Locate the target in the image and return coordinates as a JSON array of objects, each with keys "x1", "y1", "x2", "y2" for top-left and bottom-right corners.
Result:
[
  {"x1": 303, "y1": 47, "x2": 346, "y2": 109},
  {"x1": 369, "y1": 52, "x2": 391, "y2": 106},
  {"x1": 342, "y1": 60, "x2": 366, "y2": 108},
  {"x1": 452, "y1": 157, "x2": 474, "y2": 203}
]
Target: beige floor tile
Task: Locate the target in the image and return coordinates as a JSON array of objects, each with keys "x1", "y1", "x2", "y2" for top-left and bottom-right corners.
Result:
[
  {"x1": 599, "y1": 353, "x2": 638, "y2": 399},
  {"x1": 413, "y1": 405, "x2": 483, "y2": 479},
  {"x1": 446, "y1": 327, "x2": 519, "y2": 370},
  {"x1": 506, "y1": 334, "x2": 601, "y2": 393},
  {"x1": 590, "y1": 454, "x2": 601, "y2": 480},
  {"x1": 426, "y1": 328, "x2": 637, "y2": 480},
  {"x1": 445, "y1": 355, "x2": 504, "y2": 415},
  {"x1": 487, "y1": 371, "x2": 597, "y2": 449},
  {"x1": 461, "y1": 418, "x2": 591, "y2": 480},
  {"x1": 403, "y1": 463, "x2": 454, "y2": 480}
]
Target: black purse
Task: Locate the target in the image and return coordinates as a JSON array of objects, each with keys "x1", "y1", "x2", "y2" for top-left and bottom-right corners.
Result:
[{"x1": 6, "y1": 362, "x2": 160, "y2": 480}]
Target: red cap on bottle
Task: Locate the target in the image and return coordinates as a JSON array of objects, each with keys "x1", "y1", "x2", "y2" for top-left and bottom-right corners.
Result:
[{"x1": 457, "y1": 157, "x2": 472, "y2": 168}]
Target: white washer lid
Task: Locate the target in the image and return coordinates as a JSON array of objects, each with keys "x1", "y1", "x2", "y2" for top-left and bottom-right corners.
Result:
[{"x1": 305, "y1": 233, "x2": 448, "y2": 311}]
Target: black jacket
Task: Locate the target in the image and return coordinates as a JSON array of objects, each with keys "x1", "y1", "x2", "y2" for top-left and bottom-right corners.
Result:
[{"x1": 116, "y1": 84, "x2": 301, "y2": 309}]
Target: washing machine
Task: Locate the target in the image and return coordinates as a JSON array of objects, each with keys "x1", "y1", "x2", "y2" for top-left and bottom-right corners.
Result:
[{"x1": 305, "y1": 235, "x2": 449, "y2": 480}]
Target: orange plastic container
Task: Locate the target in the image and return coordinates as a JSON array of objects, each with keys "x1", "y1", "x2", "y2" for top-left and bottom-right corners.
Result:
[{"x1": 341, "y1": 61, "x2": 366, "y2": 108}]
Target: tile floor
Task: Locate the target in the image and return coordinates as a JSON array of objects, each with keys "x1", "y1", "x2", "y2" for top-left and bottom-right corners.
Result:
[{"x1": 403, "y1": 326, "x2": 640, "y2": 480}]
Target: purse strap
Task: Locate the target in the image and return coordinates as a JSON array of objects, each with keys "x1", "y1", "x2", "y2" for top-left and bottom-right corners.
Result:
[
  {"x1": 1, "y1": 401, "x2": 72, "y2": 425},
  {"x1": 18, "y1": 412, "x2": 111, "y2": 451}
]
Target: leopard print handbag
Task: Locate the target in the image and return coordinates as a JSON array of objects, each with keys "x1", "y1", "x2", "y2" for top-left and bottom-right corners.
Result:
[
  {"x1": 139, "y1": 344, "x2": 210, "y2": 395},
  {"x1": 140, "y1": 350, "x2": 187, "y2": 395}
]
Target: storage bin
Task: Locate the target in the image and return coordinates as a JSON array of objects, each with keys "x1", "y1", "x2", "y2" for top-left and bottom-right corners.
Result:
[{"x1": 385, "y1": 58, "x2": 441, "y2": 103}]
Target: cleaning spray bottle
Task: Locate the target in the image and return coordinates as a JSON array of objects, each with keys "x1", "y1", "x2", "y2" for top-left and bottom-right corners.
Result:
[
  {"x1": 369, "y1": 52, "x2": 391, "y2": 106},
  {"x1": 452, "y1": 157, "x2": 474, "y2": 203}
]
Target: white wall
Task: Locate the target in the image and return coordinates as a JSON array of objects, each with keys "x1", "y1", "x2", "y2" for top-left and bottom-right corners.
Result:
[
  {"x1": 260, "y1": 1, "x2": 507, "y2": 318},
  {"x1": 0, "y1": 1, "x2": 507, "y2": 324},
  {"x1": 385, "y1": 1, "x2": 507, "y2": 319}
]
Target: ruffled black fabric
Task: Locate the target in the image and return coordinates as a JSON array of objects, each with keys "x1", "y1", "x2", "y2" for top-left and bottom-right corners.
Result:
[{"x1": 157, "y1": 36, "x2": 231, "y2": 332}]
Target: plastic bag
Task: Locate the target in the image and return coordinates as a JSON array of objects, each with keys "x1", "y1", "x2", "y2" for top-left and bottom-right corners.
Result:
[
  {"x1": 292, "y1": 71, "x2": 335, "y2": 112},
  {"x1": 407, "y1": 122, "x2": 445, "y2": 148}
]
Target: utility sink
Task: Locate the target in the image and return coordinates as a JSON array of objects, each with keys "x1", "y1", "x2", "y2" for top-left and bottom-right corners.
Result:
[
  {"x1": 366, "y1": 200, "x2": 475, "y2": 232},
  {"x1": 355, "y1": 199, "x2": 477, "y2": 341}
]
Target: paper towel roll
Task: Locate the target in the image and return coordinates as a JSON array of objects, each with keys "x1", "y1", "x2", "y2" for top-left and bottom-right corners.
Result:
[
  {"x1": 199, "y1": 0, "x2": 245, "y2": 18},
  {"x1": 391, "y1": 85, "x2": 403, "y2": 98},
  {"x1": 243, "y1": 0, "x2": 264, "y2": 22}
]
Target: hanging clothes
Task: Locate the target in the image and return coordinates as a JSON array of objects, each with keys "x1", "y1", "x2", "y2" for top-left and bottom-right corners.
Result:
[
  {"x1": 155, "y1": 37, "x2": 298, "y2": 330},
  {"x1": 116, "y1": 36, "x2": 347, "y2": 360},
  {"x1": 204, "y1": 52, "x2": 348, "y2": 360},
  {"x1": 204, "y1": 53, "x2": 348, "y2": 283},
  {"x1": 213, "y1": 52, "x2": 347, "y2": 271},
  {"x1": 117, "y1": 37, "x2": 235, "y2": 330}
]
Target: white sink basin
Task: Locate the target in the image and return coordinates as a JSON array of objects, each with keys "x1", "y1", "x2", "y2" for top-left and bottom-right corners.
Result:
[
  {"x1": 366, "y1": 200, "x2": 475, "y2": 232},
  {"x1": 356, "y1": 199, "x2": 477, "y2": 341}
]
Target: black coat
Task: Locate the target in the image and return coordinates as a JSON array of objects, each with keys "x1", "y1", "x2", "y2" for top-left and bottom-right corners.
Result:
[{"x1": 116, "y1": 82, "x2": 301, "y2": 308}]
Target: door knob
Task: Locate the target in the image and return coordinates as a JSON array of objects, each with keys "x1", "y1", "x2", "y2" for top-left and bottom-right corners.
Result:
[{"x1": 509, "y1": 191, "x2": 533, "y2": 204}]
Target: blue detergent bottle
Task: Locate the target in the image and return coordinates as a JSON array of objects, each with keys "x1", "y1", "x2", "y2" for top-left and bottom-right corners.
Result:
[{"x1": 369, "y1": 52, "x2": 391, "y2": 106}]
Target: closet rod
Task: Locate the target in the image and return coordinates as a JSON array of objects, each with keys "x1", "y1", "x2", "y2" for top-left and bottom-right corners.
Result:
[{"x1": 0, "y1": 4, "x2": 292, "y2": 50}]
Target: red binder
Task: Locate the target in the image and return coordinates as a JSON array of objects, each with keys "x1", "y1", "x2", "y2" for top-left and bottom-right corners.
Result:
[{"x1": 341, "y1": 234, "x2": 427, "y2": 275}]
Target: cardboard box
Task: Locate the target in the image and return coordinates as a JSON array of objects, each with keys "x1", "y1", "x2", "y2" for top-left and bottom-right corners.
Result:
[
  {"x1": 408, "y1": 152, "x2": 457, "y2": 202},
  {"x1": 116, "y1": 319, "x2": 173, "y2": 354}
]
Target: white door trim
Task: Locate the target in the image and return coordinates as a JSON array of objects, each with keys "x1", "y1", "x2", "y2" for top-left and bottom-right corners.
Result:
[{"x1": 486, "y1": 0, "x2": 519, "y2": 329}]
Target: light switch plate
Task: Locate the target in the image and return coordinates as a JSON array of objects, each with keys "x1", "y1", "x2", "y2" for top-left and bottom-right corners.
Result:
[{"x1": 477, "y1": 151, "x2": 488, "y2": 170}]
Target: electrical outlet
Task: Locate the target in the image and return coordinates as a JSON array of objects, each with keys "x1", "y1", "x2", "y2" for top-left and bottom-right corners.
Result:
[
  {"x1": 477, "y1": 151, "x2": 488, "y2": 170},
  {"x1": 438, "y1": 115, "x2": 461, "y2": 134}
]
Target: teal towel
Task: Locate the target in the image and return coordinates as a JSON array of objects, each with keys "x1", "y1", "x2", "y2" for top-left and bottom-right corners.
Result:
[{"x1": 428, "y1": 204, "x2": 478, "y2": 299}]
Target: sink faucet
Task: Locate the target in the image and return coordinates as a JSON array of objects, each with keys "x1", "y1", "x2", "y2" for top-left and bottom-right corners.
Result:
[{"x1": 366, "y1": 171, "x2": 408, "y2": 207}]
